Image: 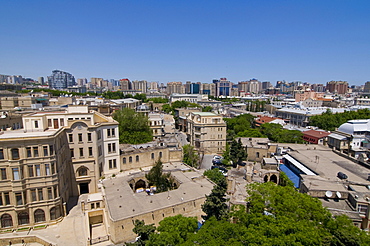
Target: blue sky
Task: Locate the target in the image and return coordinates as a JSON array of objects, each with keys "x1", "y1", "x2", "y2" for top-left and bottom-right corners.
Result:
[{"x1": 1, "y1": 0, "x2": 370, "y2": 85}]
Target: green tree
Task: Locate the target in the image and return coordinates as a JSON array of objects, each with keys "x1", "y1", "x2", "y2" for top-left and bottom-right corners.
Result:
[
  {"x1": 132, "y1": 219, "x2": 156, "y2": 246},
  {"x1": 182, "y1": 144, "x2": 199, "y2": 168},
  {"x1": 145, "y1": 159, "x2": 173, "y2": 193},
  {"x1": 201, "y1": 177, "x2": 228, "y2": 221},
  {"x1": 229, "y1": 139, "x2": 247, "y2": 167},
  {"x1": 202, "y1": 106, "x2": 213, "y2": 112},
  {"x1": 113, "y1": 108, "x2": 153, "y2": 144},
  {"x1": 147, "y1": 215, "x2": 198, "y2": 246},
  {"x1": 203, "y1": 168, "x2": 226, "y2": 186}
]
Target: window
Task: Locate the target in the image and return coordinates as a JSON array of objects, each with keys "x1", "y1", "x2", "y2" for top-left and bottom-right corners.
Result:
[
  {"x1": 28, "y1": 165, "x2": 34, "y2": 177},
  {"x1": 49, "y1": 145, "x2": 54, "y2": 155},
  {"x1": 48, "y1": 119, "x2": 52, "y2": 127},
  {"x1": 18, "y1": 212, "x2": 29, "y2": 225},
  {"x1": 12, "y1": 168, "x2": 20, "y2": 180},
  {"x1": 68, "y1": 134, "x2": 73, "y2": 142},
  {"x1": 45, "y1": 164, "x2": 50, "y2": 176},
  {"x1": 31, "y1": 189, "x2": 37, "y2": 202},
  {"x1": 123, "y1": 157, "x2": 126, "y2": 164},
  {"x1": 78, "y1": 133, "x2": 83, "y2": 142},
  {"x1": 112, "y1": 128, "x2": 115, "y2": 137},
  {"x1": 78, "y1": 167, "x2": 88, "y2": 176},
  {"x1": 107, "y1": 129, "x2": 111, "y2": 137},
  {"x1": 1, "y1": 214, "x2": 13, "y2": 228},
  {"x1": 0, "y1": 168, "x2": 7, "y2": 180},
  {"x1": 0, "y1": 149, "x2": 3, "y2": 160},
  {"x1": 91, "y1": 203, "x2": 95, "y2": 209},
  {"x1": 34, "y1": 209, "x2": 45, "y2": 223},
  {"x1": 26, "y1": 147, "x2": 32, "y2": 157},
  {"x1": 159, "y1": 152, "x2": 162, "y2": 158},
  {"x1": 35, "y1": 165, "x2": 41, "y2": 176},
  {"x1": 51, "y1": 163, "x2": 55, "y2": 174},
  {"x1": 88, "y1": 147, "x2": 93, "y2": 157},
  {"x1": 108, "y1": 144, "x2": 112, "y2": 153},
  {"x1": 43, "y1": 146, "x2": 48, "y2": 156},
  {"x1": 97, "y1": 130, "x2": 101, "y2": 140},
  {"x1": 15, "y1": 193, "x2": 23, "y2": 205},
  {"x1": 34, "y1": 120, "x2": 39, "y2": 128},
  {"x1": 11, "y1": 148, "x2": 19, "y2": 160},
  {"x1": 79, "y1": 148, "x2": 83, "y2": 157},
  {"x1": 53, "y1": 186, "x2": 58, "y2": 198},
  {"x1": 129, "y1": 156, "x2": 132, "y2": 163},
  {"x1": 109, "y1": 159, "x2": 117, "y2": 169},
  {"x1": 151, "y1": 153, "x2": 154, "y2": 159},
  {"x1": 70, "y1": 148, "x2": 74, "y2": 158},
  {"x1": 87, "y1": 133, "x2": 92, "y2": 142},
  {"x1": 33, "y1": 147, "x2": 39, "y2": 157},
  {"x1": 113, "y1": 143, "x2": 116, "y2": 152},
  {"x1": 136, "y1": 155, "x2": 139, "y2": 162},
  {"x1": 4, "y1": 193, "x2": 10, "y2": 205},
  {"x1": 48, "y1": 187, "x2": 53, "y2": 200},
  {"x1": 60, "y1": 118, "x2": 64, "y2": 127},
  {"x1": 50, "y1": 207, "x2": 61, "y2": 220},
  {"x1": 38, "y1": 189, "x2": 43, "y2": 200}
]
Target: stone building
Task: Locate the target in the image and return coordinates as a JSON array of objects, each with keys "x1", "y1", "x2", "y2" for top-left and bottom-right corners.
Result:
[
  {"x1": 238, "y1": 138, "x2": 278, "y2": 163},
  {"x1": 186, "y1": 112, "x2": 227, "y2": 154}
]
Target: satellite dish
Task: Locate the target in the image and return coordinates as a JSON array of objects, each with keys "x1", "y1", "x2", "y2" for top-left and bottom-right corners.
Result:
[
  {"x1": 336, "y1": 191, "x2": 342, "y2": 199},
  {"x1": 325, "y1": 191, "x2": 333, "y2": 198}
]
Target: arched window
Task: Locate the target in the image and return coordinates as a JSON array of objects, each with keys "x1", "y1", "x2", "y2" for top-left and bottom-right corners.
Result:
[
  {"x1": 136, "y1": 155, "x2": 139, "y2": 162},
  {"x1": 78, "y1": 167, "x2": 88, "y2": 176},
  {"x1": 18, "y1": 212, "x2": 29, "y2": 225},
  {"x1": 50, "y1": 206, "x2": 61, "y2": 220},
  {"x1": 11, "y1": 148, "x2": 19, "y2": 160},
  {"x1": 129, "y1": 156, "x2": 132, "y2": 163},
  {"x1": 34, "y1": 209, "x2": 45, "y2": 223},
  {"x1": 159, "y1": 152, "x2": 162, "y2": 158},
  {"x1": 1, "y1": 214, "x2": 13, "y2": 228},
  {"x1": 151, "y1": 153, "x2": 154, "y2": 159},
  {"x1": 123, "y1": 157, "x2": 126, "y2": 164}
]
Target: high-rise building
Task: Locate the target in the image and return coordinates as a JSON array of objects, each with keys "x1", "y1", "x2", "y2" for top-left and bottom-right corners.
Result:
[
  {"x1": 200, "y1": 83, "x2": 215, "y2": 96},
  {"x1": 77, "y1": 78, "x2": 88, "y2": 86},
  {"x1": 0, "y1": 74, "x2": 10, "y2": 83},
  {"x1": 120, "y1": 79, "x2": 131, "y2": 91},
  {"x1": 326, "y1": 81, "x2": 348, "y2": 94},
  {"x1": 185, "y1": 81, "x2": 200, "y2": 94},
  {"x1": 48, "y1": 70, "x2": 76, "y2": 89},
  {"x1": 7, "y1": 76, "x2": 23, "y2": 85},
  {"x1": 38, "y1": 77, "x2": 45, "y2": 85},
  {"x1": 213, "y1": 78, "x2": 232, "y2": 97},
  {"x1": 262, "y1": 81, "x2": 272, "y2": 90},
  {"x1": 149, "y1": 82, "x2": 158, "y2": 91},
  {"x1": 132, "y1": 80, "x2": 148, "y2": 93},
  {"x1": 166, "y1": 82, "x2": 184, "y2": 95}
]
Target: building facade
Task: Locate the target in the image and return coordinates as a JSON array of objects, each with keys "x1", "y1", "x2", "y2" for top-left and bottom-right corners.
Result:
[{"x1": 48, "y1": 70, "x2": 76, "y2": 90}]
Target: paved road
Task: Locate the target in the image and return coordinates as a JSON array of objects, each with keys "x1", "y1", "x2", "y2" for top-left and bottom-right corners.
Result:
[{"x1": 200, "y1": 154, "x2": 214, "y2": 170}]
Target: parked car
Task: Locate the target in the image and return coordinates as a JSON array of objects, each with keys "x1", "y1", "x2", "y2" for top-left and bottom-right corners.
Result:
[
  {"x1": 337, "y1": 172, "x2": 348, "y2": 180},
  {"x1": 212, "y1": 158, "x2": 223, "y2": 165},
  {"x1": 211, "y1": 165, "x2": 228, "y2": 175}
]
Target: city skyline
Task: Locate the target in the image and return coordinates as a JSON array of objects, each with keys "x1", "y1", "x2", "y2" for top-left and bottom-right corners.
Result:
[{"x1": 1, "y1": 0, "x2": 370, "y2": 85}]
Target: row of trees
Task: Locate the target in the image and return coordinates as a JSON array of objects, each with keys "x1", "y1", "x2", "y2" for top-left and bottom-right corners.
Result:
[
  {"x1": 130, "y1": 181, "x2": 370, "y2": 245},
  {"x1": 309, "y1": 108, "x2": 370, "y2": 131},
  {"x1": 225, "y1": 114, "x2": 304, "y2": 143}
]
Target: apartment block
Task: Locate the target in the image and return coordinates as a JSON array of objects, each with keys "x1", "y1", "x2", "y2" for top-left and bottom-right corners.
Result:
[{"x1": 186, "y1": 112, "x2": 226, "y2": 154}]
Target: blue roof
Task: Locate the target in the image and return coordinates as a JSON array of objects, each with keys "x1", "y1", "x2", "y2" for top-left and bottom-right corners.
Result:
[{"x1": 279, "y1": 164, "x2": 300, "y2": 188}]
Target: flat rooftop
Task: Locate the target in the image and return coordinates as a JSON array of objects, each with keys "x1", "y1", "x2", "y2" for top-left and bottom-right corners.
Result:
[
  {"x1": 0, "y1": 128, "x2": 60, "y2": 139},
  {"x1": 285, "y1": 144, "x2": 370, "y2": 184},
  {"x1": 103, "y1": 162, "x2": 213, "y2": 221}
]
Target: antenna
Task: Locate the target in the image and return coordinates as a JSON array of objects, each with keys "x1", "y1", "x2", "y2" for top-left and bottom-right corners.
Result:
[
  {"x1": 325, "y1": 191, "x2": 333, "y2": 198},
  {"x1": 336, "y1": 191, "x2": 342, "y2": 199}
]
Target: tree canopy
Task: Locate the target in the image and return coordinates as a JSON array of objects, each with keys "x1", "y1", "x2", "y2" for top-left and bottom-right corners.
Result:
[
  {"x1": 309, "y1": 108, "x2": 370, "y2": 131},
  {"x1": 145, "y1": 159, "x2": 173, "y2": 193},
  {"x1": 113, "y1": 108, "x2": 153, "y2": 144},
  {"x1": 132, "y1": 182, "x2": 370, "y2": 245},
  {"x1": 182, "y1": 144, "x2": 199, "y2": 168}
]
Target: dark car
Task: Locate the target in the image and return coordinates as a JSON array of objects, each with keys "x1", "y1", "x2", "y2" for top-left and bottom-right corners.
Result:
[
  {"x1": 212, "y1": 159, "x2": 223, "y2": 165},
  {"x1": 337, "y1": 172, "x2": 348, "y2": 180}
]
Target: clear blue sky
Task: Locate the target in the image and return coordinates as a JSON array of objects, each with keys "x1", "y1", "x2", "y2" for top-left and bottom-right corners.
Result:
[{"x1": 1, "y1": 0, "x2": 370, "y2": 85}]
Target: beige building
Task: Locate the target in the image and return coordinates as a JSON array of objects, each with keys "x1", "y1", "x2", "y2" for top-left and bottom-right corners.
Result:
[
  {"x1": 1, "y1": 97, "x2": 37, "y2": 110},
  {"x1": 186, "y1": 112, "x2": 226, "y2": 154},
  {"x1": 0, "y1": 126, "x2": 71, "y2": 230},
  {"x1": 101, "y1": 162, "x2": 213, "y2": 243},
  {"x1": 238, "y1": 138, "x2": 278, "y2": 163}
]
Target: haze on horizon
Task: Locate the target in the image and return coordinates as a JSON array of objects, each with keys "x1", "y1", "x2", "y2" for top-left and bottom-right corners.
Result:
[{"x1": 1, "y1": 0, "x2": 370, "y2": 85}]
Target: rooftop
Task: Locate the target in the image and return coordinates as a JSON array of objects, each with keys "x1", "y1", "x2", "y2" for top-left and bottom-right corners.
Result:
[{"x1": 103, "y1": 162, "x2": 213, "y2": 221}]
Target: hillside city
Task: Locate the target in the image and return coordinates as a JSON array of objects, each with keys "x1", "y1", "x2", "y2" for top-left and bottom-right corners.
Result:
[{"x1": 1, "y1": 71, "x2": 370, "y2": 245}]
